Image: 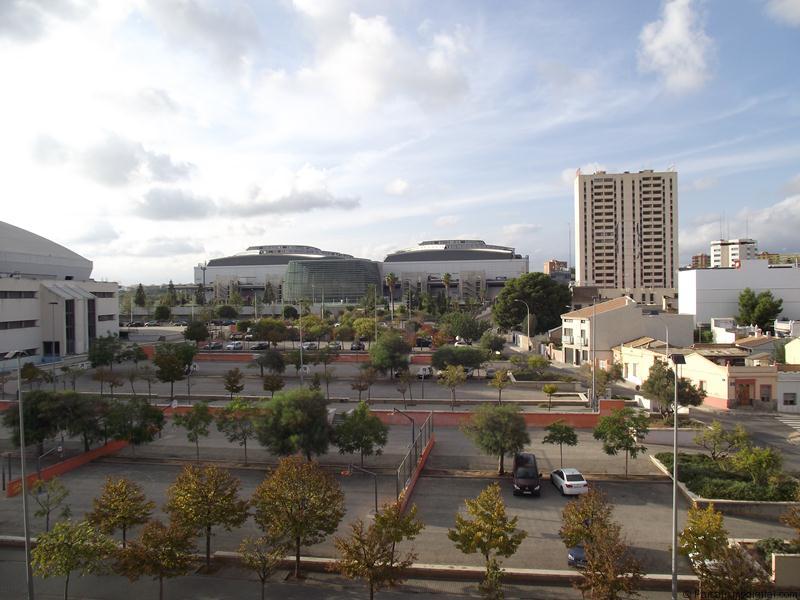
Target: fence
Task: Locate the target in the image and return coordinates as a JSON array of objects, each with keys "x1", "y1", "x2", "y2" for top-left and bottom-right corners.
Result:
[{"x1": 395, "y1": 412, "x2": 434, "y2": 507}]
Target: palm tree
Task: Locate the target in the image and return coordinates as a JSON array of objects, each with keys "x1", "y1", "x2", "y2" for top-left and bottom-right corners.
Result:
[
  {"x1": 442, "y1": 273, "x2": 452, "y2": 302},
  {"x1": 385, "y1": 272, "x2": 398, "y2": 322}
]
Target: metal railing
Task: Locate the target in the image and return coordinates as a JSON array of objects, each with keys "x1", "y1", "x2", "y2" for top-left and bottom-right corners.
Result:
[{"x1": 395, "y1": 412, "x2": 433, "y2": 500}]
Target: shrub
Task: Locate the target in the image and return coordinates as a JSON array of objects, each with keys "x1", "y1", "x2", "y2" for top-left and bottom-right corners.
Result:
[{"x1": 755, "y1": 538, "x2": 800, "y2": 573}]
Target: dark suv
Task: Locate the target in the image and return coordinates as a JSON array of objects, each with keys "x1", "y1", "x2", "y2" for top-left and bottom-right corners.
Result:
[{"x1": 512, "y1": 453, "x2": 542, "y2": 497}]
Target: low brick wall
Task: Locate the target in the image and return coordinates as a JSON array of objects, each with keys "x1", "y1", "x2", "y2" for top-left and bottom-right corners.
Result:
[{"x1": 6, "y1": 440, "x2": 128, "y2": 497}]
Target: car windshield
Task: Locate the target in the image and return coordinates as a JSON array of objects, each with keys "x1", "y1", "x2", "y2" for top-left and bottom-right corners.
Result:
[
  {"x1": 566, "y1": 474, "x2": 585, "y2": 482},
  {"x1": 516, "y1": 468, "x2": 537, "y2": 478}
]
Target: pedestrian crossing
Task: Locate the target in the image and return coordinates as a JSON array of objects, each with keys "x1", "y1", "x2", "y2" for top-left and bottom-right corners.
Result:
[{"x1": 775, "y1": 414, "x2": 800, "y2": 434}]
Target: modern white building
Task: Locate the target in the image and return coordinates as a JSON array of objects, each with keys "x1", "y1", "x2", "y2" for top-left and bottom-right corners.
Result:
[
  {"x1": 574, "y1": 169, "x2": 678, "y2": 297},
  {"x1": 710, "y1": 238, "x2": 758, "y2": 268},
  {"x1": 0, "y1": 221, "x2": 118, "y2": 371},
  {"x1": 678, "y1": 259, "x2": 800, "y2": 325}
]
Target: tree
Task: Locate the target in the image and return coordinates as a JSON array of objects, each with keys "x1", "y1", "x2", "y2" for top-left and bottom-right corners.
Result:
[
  {"x1": 32, "y1": 519, "x2": 116, "y2": 600},
  {"x1": 173, "y1": 401, "x2": 213, "y2": 462},
  {"x1": 300, "y1": 314, "x2": 331, "y2": 341},
  {"x1": 479, "y1": 331, "x2": 505, "y2": 354},
  {"x1": 87, "y1": 476, "x2": 154, "y2": 548},
  {"x1": 154, "y1": 304, "x2": 171, "y2": 321},
  {"x1": 439, "y1": 365, "x2": 468, "y2": 410},
  {"x1": 396, "y1": 370, "x2": 413, "y2": 407},
  {"x1": 543, "y1": 421, "x2": 578, "y2": 468},
  {"x1": 2, "y1": 389, "x2": 60, "y2": 455},
  {"x1": 699, "y1": 543, "x2": 770, "y2": 598},
  {"x1": 59, "y1": 366, "x2": 86, "y2": 392},
  {"x1": 88, "y1": 334, "x2": 123, "y2": 369},
  {"x1": 263, "y1": 281, "x2": 277, "y2": 311},
  {"x1": 30, "y1": 477, "x2": 70, "y2": 532},
  {"x1": 334, "y1": 401, "x2": 389, "y2": 466},
  {"x1": 432, "y1": 346, "x2": 488, "y2": 370},
  {"x1": 223, "y1": 367, "x2": 246, "y2": 399},
  {"x1": 491, "y1": 272, "x2": 571, "y2": 333},
  {"x1": 165, "y1": 464, "x2": 248, "y2": 569},
  {"x1": 442, "y1": 272, "x2": 452, "y2": 302},
  {"x1": 124, "y1": 368, "x2": 139, "y2": 397},
  {"x1": 262, "y1": 374, "x2": 285, "y2": 398},
  {"x1": 93, "y1": 367, "x2": 124, "y2": 399},
  {"x1": 461, "y1": 403, "x2": 530, "y2": 475},
  {"x1": 738, "y1": 287, "x2": 783, "y2": 331},
  {"x1": 332, "y1": 501, "x2": 424, "y2": 600},
  {"x1": 679, "y1": 504, "x2": 729, "y2": 566},
  {"x1": 217, "y1": 304, "x2": 238, "y2": 319},
  {"x1": 351, "y1": 373, "x2": 370, "y2": 402},
  {"x1": 184, "y1": 320, "x2": 210, "y2": 342},
  {"x1": 369, "y1": 331, "x2": 411, "y2": 375},
  {"x1": 593, "y1": 408, "x2": 649, "y2": 477},
  {"x1": 251, "y1": 318, "x2": 288, "y2": 346},
  {"x1": 254, "y1": 348, "x2": 285, "y2": 377},
  {"x1": 577, "y1": 518, "x2": 643, "y2": 600},
  {"x1": 107, "y1": 397, "x2": 165, "y2": 454},
  {"x1": 526, "y1": 355, "x2": 550, "y2": 378},
  {"x1": 216, "y1": 398, "x2": 260, "y2": 464},
  {"x1": 134, "y1": 283, "x2": 147, "y2": 307},
  {"x1": 195, "y1": 283, "x2": 205, "y2": 305},
  {"x1": 353, "y1": 317, "x2": 376, "y2": 346},
  {"x1": 448, "y1": 483, "x2": 527, "y2": 598},
  {"x1": 728, "y1": 445, "x2": 783, "y2": 485},
  {"x1": 138, "y1": 365, "x2": 158, "y2": 400},
  {"x1": 641, "y1": 359, "x2": 705, "y2": 417},
  {"x1": 283, "y1": 305, "x2": 299, "y2": 320},
  {"x1": 385, "y1": 272, "x2": 398, "y2": 321},
  {"x1": 439, "y1": 311, "x2": 491, "y2": 342},
  {"x1": 49, "y1": 391, "x2": 107, "y2": 452},
  {"x1": 559, "y1": 487, "x2": 614, "y2": 548},
  {"x1": 256, "y1": 388, "x2": 331, "y2": 460},
  {"x1": 239, "y1": 534, "x2": 290, "y2": 600},
  {"x1": 694, "y1": 420, "x2": 750, "y2": 462},
  {"x1": 542, "y1": 383, "x2": 558, "y2": 411},
  {"x1": 115, "y1": 519, "x2": 195, "y2": 600},
  {"x1": 153, "y1": 343, "x2": 189, "y2": 401},
  {"x1": 251, "y1": 456, "x2": 345, "y2": 578},
  {"x1": 489, "y1": 370, "x2": 511, "y2": 403}
]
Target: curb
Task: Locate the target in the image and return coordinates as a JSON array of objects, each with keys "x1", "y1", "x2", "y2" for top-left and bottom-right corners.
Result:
[
  {"x1": 94, "y1": 455, "x2": 401, "y2": 474},
  {"x1": 420, "y1": 470, "x2": 670, "y2": 482}
]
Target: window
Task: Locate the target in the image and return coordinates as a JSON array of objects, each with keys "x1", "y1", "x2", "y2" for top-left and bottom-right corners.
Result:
[
  {"x1": 0, "y1": 290, "x2": 36, "y2": 299},
  {"x1": 0, "y1": 320, "x2": 37, "y2": 330},
  {"x1": 91, "y1": 291, "x2": 115, "y2": 298},
  {"x1": 784, "y1": 393, "x2": 797, "y2": 406},
  {"x1": 97, "y1": 314, "x2": 116, "y2": 321},
  {"x1": 87, "y1": 299, "x2": 96, "y2": 340},
  {"x1": 760, "y1": 385, "x2": 772, "y2": 402}
]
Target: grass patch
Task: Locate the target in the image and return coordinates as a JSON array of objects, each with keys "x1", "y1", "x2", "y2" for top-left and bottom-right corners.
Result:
[{"x1": 655, "y1": 452, "x2": 798, "y2": 501}]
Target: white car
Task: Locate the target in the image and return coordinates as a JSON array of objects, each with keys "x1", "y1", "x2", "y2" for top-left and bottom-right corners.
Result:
[
  {"x1": 225, "y1": 341, "x2": 243, "y2": 350},
  {"x1": 301, "y1": 342, "x2": 317, "y2": 351},
  {"x1": 550, "y1": 468, "x2": 589, "y2": 496}
]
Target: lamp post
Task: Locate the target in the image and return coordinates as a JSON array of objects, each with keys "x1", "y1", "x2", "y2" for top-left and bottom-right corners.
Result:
[
  {"x1": 669, "y1": 353, "x2": 685, "y2": 600},
  {"x1": 299, "y1": 313, "x2": 304, "y2": 385},
  {"x1": 514, "y1": 299, "x2": 531, "y2": 352},
  {"x1": 349, "y1": 464, "x2": 378, "y2": 513},
  {"x1": 6, "y1": 350, "x2": 34, "y2": 600},
  {"x1": 590, "y1": 296, "x2": 598, "y2": 410},
  {"x1": 393, "y1": 408, "x2": 416, "y2": 447},
  {"x1": 49, "y1": 301, "x2": 58, "y2": 391}
]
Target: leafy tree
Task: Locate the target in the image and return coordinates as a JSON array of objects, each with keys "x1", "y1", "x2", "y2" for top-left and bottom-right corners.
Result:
[
  {"x1": 30, "y1": 477, "x2": 71, "y2": 532},
  {"x1": 479, "y1": 331, "x2": 505, "y2": 354},
  {"x1": 300, "y1": 314, "x2": 331, "y2": 341},
  {"x1": 107, "y1": 397, "x2": 165, "y2": 454},
  {"x1": 334, "y1": 401, "x2": 389, "y2": 466},
  {"x1": 262, "y1": 374, "x2": 285, "y2": 398},
  {"x1": 679, "y1": 504, "x2": 729, "y2": 566},
  {"x1": 138, "y1": 365, "x2": 158, "y2": 400},
  {"x1": 353, "y1": 317, "x2": 376, "y2": 346},
  {"x1": 333, "y1": 501, "x2": 424, "y2": 600},
  {"x1": 251, "y1": 317, "x2": 288, "y2": 346},
  {"x1": 559, "y1": 487, "x2": 614, "y2": 548},
  {"x1": 351, "y1": 373, "x2": 370, "y2": 402},
  {"x1": 489, "y1": 370, "x2": 511, "y2": 403},
  {"x1": 216, "y1": 398, "x2": 260, "y2": 464},
  {"x1": 194, "y1": 283, "x2": 205, "y2": 305},
  {"x1": 699, "y1": 543, "x2": 770, "y2": 598},
  {"x1": 431, "y1": 345, "x2": 488, "y2": 370},
  {"x1": 542, "y1": 383, "x2": 558, "y2": 411},
  {"x1": 461, "y1": 403, "x2": 530, "y2": 475},
  {"x1": 124, "y1": 368, "x2": 139, "y2": 397},
  {"x1": 87, "y1": 476, "x2": 155, "y2": 548},
  {"x1": 543, "y1": 420, "x2": 578, "y2": 468},
  {"x1": 491, "y1": 272, "x2": 571, "y2": 333},
  {"x1": 32, "y1": 519, "x2": 116, "y2": 600},
  {"x1": 88, "y1": 333, "x2": 123, "y2": 369},
  {"x1": 525, "y1": 355, "x2": 550, "y2": 378},
  {"x1": 153, "y1": 343, "x2": 190, "y2": 400},
  {"x1": 641, "y1": 359, "x2": 705, "y2": 417},
  {"x1": 217, "y1": 304, "x2": 238, "y2": 319},
  {"x1": 594, "y1": 362, "x2": 624, "y2": 399},
  {"x1": 50, "y1": 391, "x2": 107, "y2": 452},
  {"x1": 134, "y1": 283, "x2": 147, "y2": 307},
  {"x1": 395, "y1": 370, "x2": 413, "y2": 407},
  {"x1": 252, "y1": 350, "x2": 284, "y2": 380},
  {"x1": 781, "y1": 505, "x2": 800, "y2": 542},
  {"x1": 439, "y1": 311, "x2": 491, "y2": 342},
  {"x1": 694, "y1": 420, "x2": 749, "y2": 462},
  {"x1": 369, "y1": 331, "x2": 411, "y2": 375},
  {"x1": 728, "y1": 445, "x2": 782, "y2": 486},
  {"x1": 448, "y1": 483, "x2": 527, "y2": 598},
  {"x1": 115, "y1": 519, "x2": 195, "y2": 600},
  {"x1": 738, "y1": 287, "x2": 783, "y2": 331},
  {"x1": 251, "y1": 456, "x2": 345, "y2": 578},
  {"x1": 59, "y1": 365, "x2": 86, "y2": 392},
  {"x1": 577, "y1": 518, "x2": 643, "y2": 600},
  {"x1": 239, "y1": 534, "x2": 290, "y2": 600},
  {"x1": 173, "y1": 401, "x2": 213, "y2": 461},
  {"x1": 2, "y1": 389, "x2": 60, "y2": 455},
  {"x1": 165, "y1": 465, "x2": 248, "y2": 569},
  {"x1": 154, "y1": 304, "x2": 171, "y2": 321},
  {"x1": 256, "y1": 388, "x2": 331, "y2": 460},
  {"x1": 223, "y1": 367, "x2": 245, "y2": 399},
  {"x1": 183, "y1": 320, "x2": 210, "y2": 342},
  {"x1": 593, "y1": 408, "x2": 649, "y2": 477},
  {"x1": 283, "y1": 305, "x2": 299, "y2": 320},
  {"x1": 438, "y1": 365, "x2": 468, "y2": 410}
]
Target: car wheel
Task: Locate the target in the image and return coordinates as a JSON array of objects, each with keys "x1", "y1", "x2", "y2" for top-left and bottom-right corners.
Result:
[{"x1": 560, "y1": 485, "x2": 566, "y2": 496}]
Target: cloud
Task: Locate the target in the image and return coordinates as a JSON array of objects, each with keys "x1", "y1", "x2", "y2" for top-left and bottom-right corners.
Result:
[
  {"x1": 765, "y1": 0, "x2": 800, "y2": 26},
  {"x1": 434, "y1": 215, "x2": 461, "y2": 227},
  {"x1": 136, "y1": 188, "x2": 216, "y2": 220},
  {"x1": 503, "y1": 223, "x2": 542, "y2": 237},
  {"x1": 686, "y1": 176, "x2": 718, "y2": 191},
  {"x1": 81, "y1": 134, "x2": 143, "y2": 186},
  {"x1": 145, "y1": 152, "x2": 195, "y2": 182},
  {"x1": 70, "y1": 220, "x2": 119, "y2": 245},
  {"x1": 385, "y1": 178, "x2": 409, "y2": 196},
  {"x1": 0, "y1": 0, "x2": 91, "y2": 41},
  {"x1": 131, "y1": 238, "x2": 205, "y2": 257},
  {"x1": 560, "y1": 163, "x2": 607, "y2": 187},
  {"x1": 638, "y1": 0, "x2": 713, "y2": 93},
  {"x1": 32, "y1": 135, "x2": 71, "y2": 165},
  {"x1": 137, "y1": 88, "x2": 180, "y2": 113},
  {"x1": 230, "y1": 189, "x2": 359, "y2": 217},
  {"x1": 784, "y1": 174, "x2": 800, "y2": 195}
]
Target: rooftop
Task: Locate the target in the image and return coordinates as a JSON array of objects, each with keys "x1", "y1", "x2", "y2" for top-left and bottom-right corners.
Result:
[{"x1": 562, "y1": 296, "x2": 634, "y2": 320}]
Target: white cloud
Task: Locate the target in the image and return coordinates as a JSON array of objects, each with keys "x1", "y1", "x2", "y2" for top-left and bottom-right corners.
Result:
[
  {"x1": 434, "y1": 215, "x2": 461, "y2": 227},
  {"x1": 0, "y1": 0, "x2": 91, "y2": 41},
  {"x1": 686, "y1": 176, "x2": 718, "y2": 191},
  {"x1": 765, "y1": 0, "x2": 800, "y2": 26},
  {"x1": 385, "y1": 178, "x2": 409, "y2": 195},
  {"x1": 70, "y1": 220, "x2": 119, "y2": 245},
  {"x1": 503, "y1": 223, "x2": 542, "y2": 237},
  {"x1": 638, "y1": 0, "x2": 713, "y2": 93},
  {"x1": 136, "y1": 188, "x2": 216, "y2": 220},
  {"x1": 785, "y1": 174, "x2": 800, "y2": 194}
]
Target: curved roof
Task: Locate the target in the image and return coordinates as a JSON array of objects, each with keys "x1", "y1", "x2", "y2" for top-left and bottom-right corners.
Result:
[
  {"x1": 207, "y1": 244, "x2": 352, "y2": 268},
  {"x1": 384, "y1": 240, "x2": 522, "y2": 263},
  {"x1": 0, "y1": 221, "x2": 92, "y2": 280}
]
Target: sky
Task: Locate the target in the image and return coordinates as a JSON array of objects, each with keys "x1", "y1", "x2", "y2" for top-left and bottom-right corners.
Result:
[{"x1": 1, "y1": 0, "x2": 799, "y2": 286}]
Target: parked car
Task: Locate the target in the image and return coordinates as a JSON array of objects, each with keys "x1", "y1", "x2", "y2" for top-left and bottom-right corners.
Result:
[
  {"x1": 485, "y1": 367, "x2": 497, "y2": 379},
  {"x1": 512, "y1": 453, "x2": 541, "y2": 497},
  {"x1": 567, "y1": 545, "x2": 587, "y2": 568},
  {"x1": 454, "y1": 340, "x2": 469, "y2": 346},
  {"x1": 416, "y1": 366, "x2": 434, "y2": 379},
  {"x1": 230, "y1": 332, "x2": 245, "y2": 341},
  {"x1": 144, "y1": 321, "x2": 159, "y2": 327},
  {"x1": 172, "y1": 320, "x2": 188, "y2": 326},
  {"x1": 464, "y1": 367, "x2": 475, "y2": 378},
  {"x1": 202, "y1": 342, "x2": 223, "y2": 350},
  {"x1": 301, "y1": 342, "x2": 317, "y2": 351},
  {"x1": 327, "y1": 341, "x2": 342, "y2": 350},
  {"x1": 415, "y1": 338, "x2": 432, "y2": 348},
  {"x1": 225, "y1": 341, "x2": 244, "y2": 351},
  {"x1": 550, "y1": 468, "x2": 589, "y2": 496},
  {"x1": 251, "y1": 342, "x2": 269, "y2": 351},
  {"x1": 350, "y1": 341, "x2": 365, "y2": 351}
]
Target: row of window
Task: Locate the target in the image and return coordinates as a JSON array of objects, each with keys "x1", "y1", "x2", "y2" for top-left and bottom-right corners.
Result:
[
  {"x1": 92, "y1": 291, "x2": 116, "y2": 298},
  {"x1": 0, "y1": 291, "x2": 36, "y2": 299},
  {"x1": 0, "y1": 320, "x2": 37, "y2": 330},
  {"x1": 97, "y1": 314, "x2": 116, "y2": 321}
]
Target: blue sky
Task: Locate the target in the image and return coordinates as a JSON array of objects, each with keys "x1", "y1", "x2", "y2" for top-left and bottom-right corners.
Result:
[{"x1": 1, "y1": 0, "x2": 798, "y2": 285}]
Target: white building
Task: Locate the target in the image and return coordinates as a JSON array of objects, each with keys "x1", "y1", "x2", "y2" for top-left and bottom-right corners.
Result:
[
  {"x1": 710, "y1": 238, "x2": 758, "y2": 268},
  {"x1": 0, "y1": 221, "x2": 118, "y2": 371},
  {"x1": 574, "y1": 169, "x2": 678, "y2": 297},
  {"x1": 678, "y1": 259, "x2": 800, "y2": 325}
]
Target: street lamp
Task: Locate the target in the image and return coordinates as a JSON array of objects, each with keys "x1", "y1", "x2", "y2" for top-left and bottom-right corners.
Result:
[
  {"x1": 5, "y1": 350, "x2": 35, "y2": 600},
  {"x1": 393, "y1": 408, "x2": 416, "y2": 447},
  {"x1": 299, "y1": 312, "x2": 305, "y2": 385},
  {"x1": 669, "y1": 353, "x2": 685, "y2": 600},
  {"x1": 348, "y1": 464, "x2": 378, "y2": 513},
  {"x1": 514, "y1": 299, "x2": 531, "y2": 352}
]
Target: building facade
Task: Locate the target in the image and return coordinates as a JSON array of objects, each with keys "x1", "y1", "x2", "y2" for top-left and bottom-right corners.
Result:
[
  {"x1": 574, "y1": 170, "x2": 678, "y2": 296},
  {"x1": 710, "y1": 238, "x2": 757, "y2": 268},
  {"x1": 692, "y1": 253, "x2": 710, "y2": 269}
]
